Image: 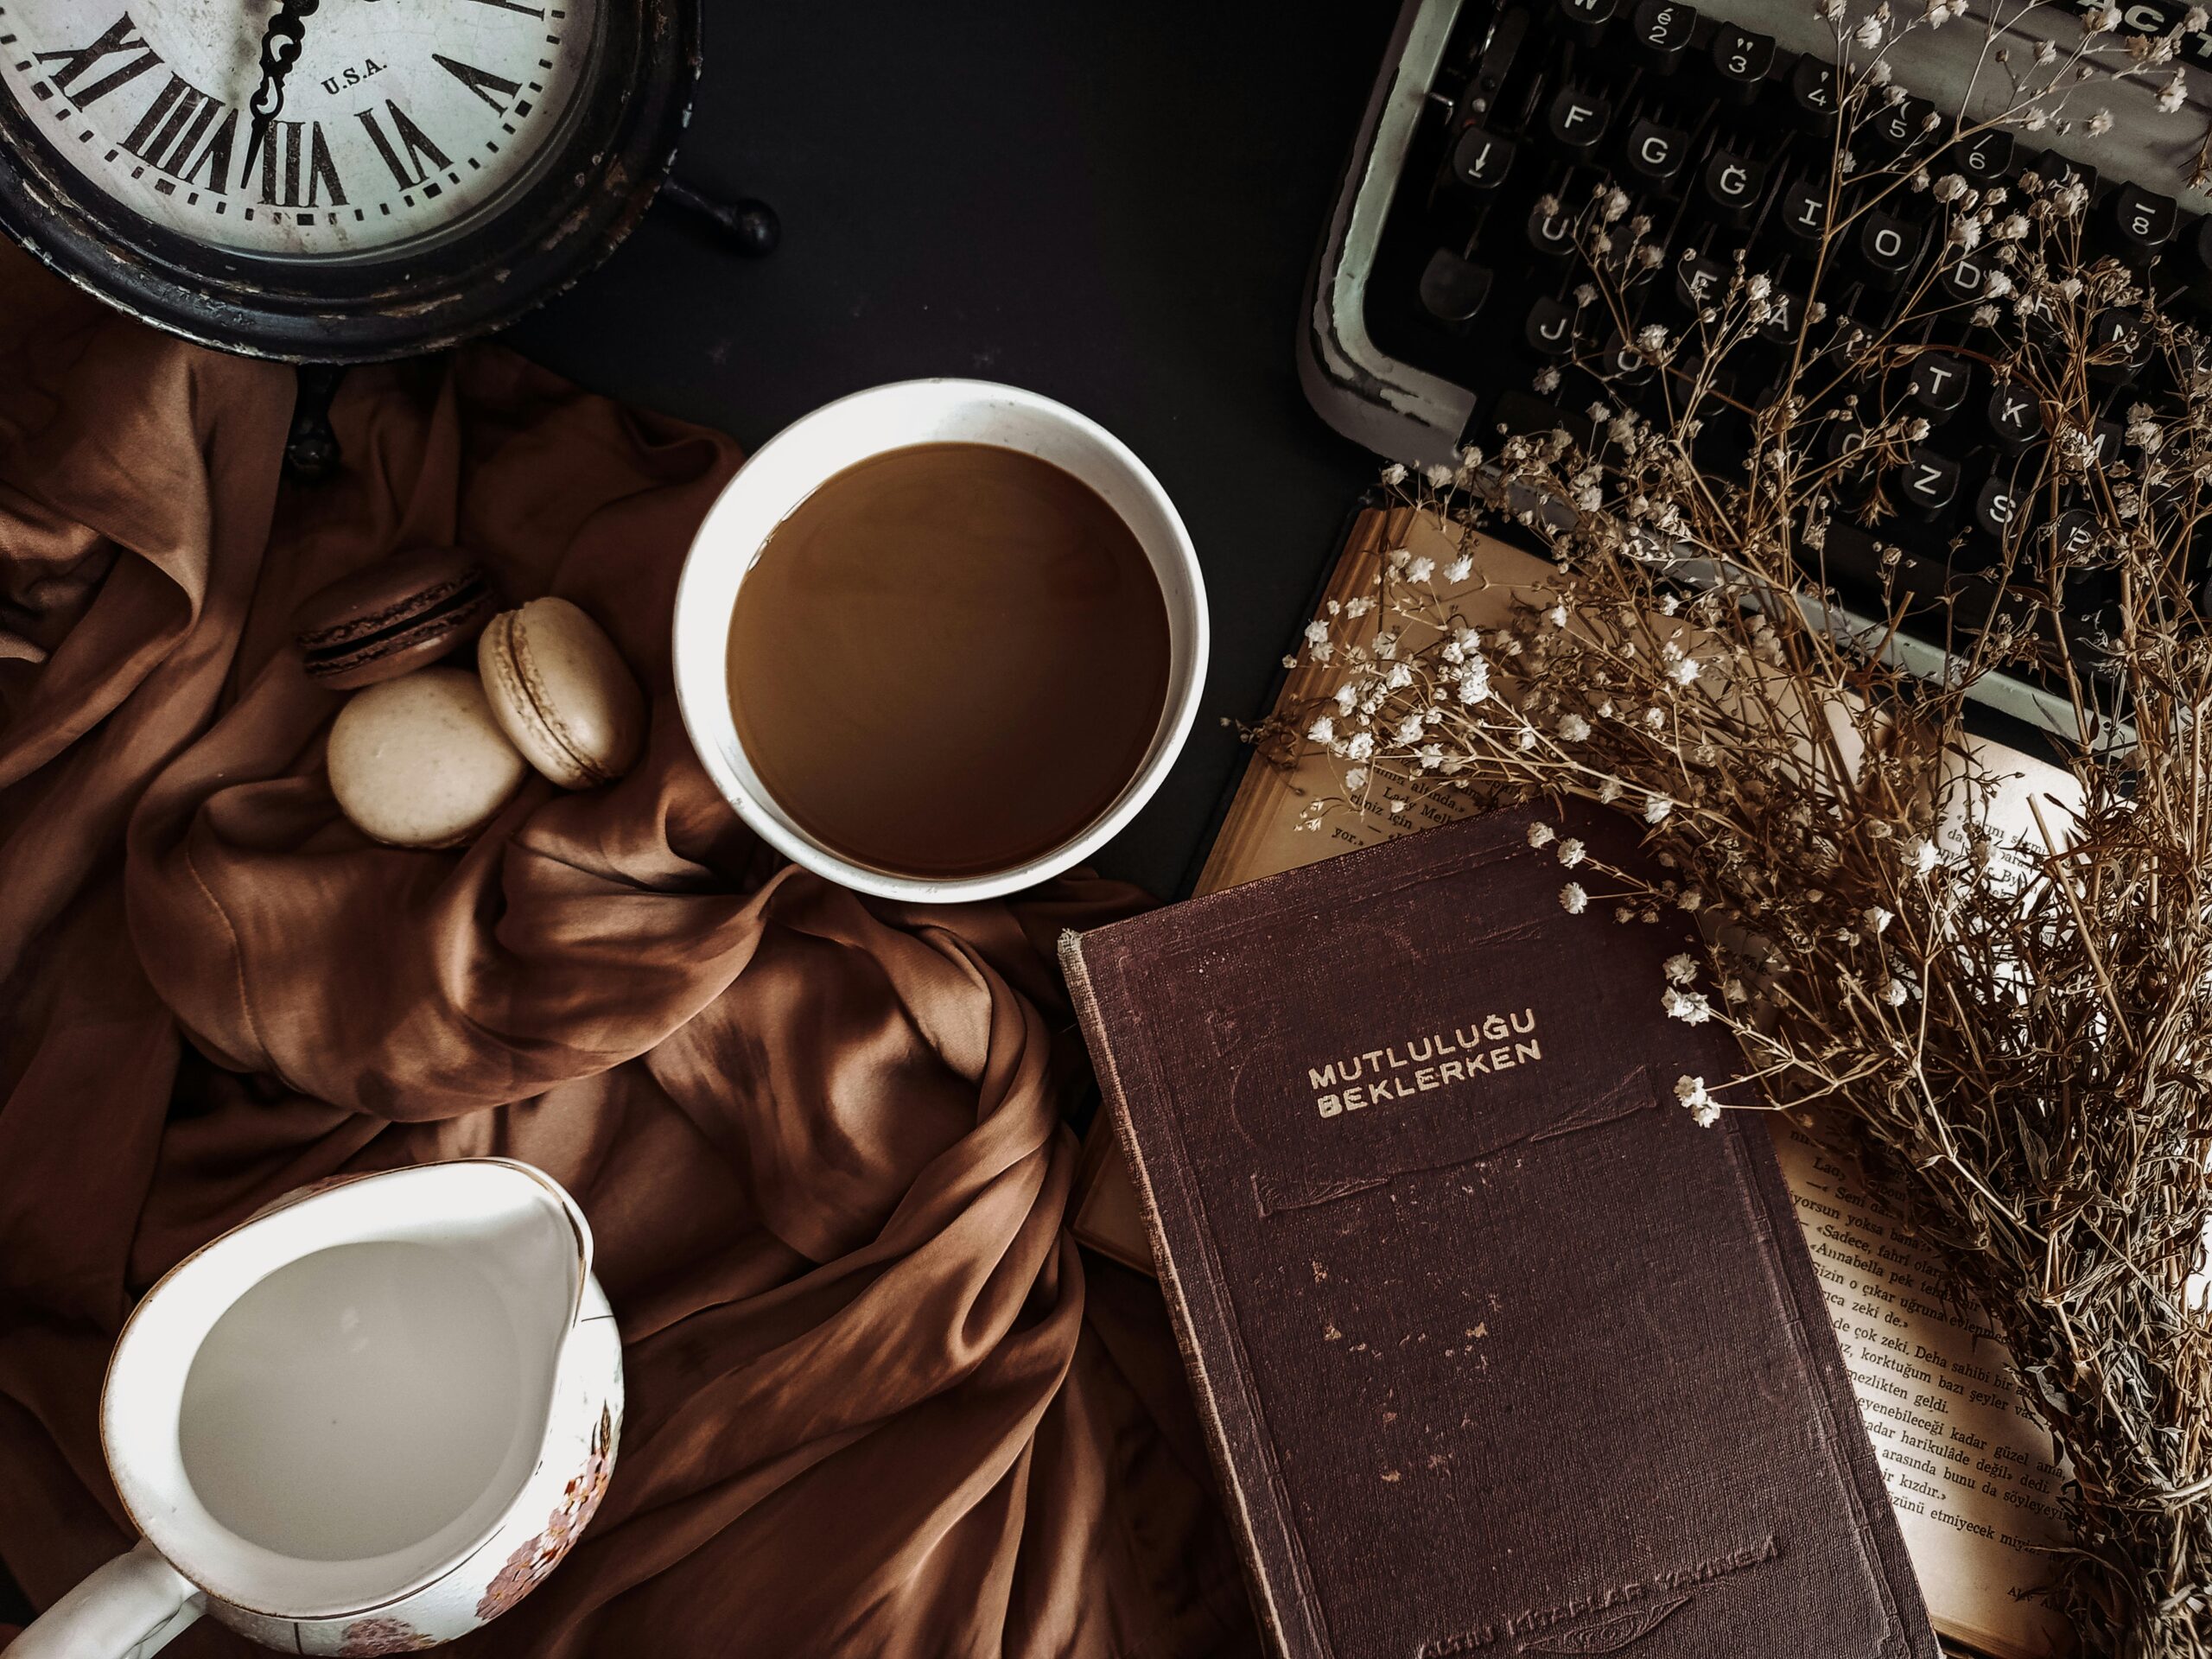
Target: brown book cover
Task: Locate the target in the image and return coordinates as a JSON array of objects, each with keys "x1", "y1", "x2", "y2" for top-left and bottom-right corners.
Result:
[{"x1": 1062, "y1": 799, "x2": 1940, "y2": 1659}]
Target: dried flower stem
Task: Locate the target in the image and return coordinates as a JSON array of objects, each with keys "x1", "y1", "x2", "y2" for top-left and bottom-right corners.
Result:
[{"x1": 1262, "y1": 5, "x2": 2212, "y2": 1649}]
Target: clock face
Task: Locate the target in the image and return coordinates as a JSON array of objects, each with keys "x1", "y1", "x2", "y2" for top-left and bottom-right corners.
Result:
[
  {"x1": 0, "y1": 0, "x2": 600, "y2": 261},
  {"x1": 0, "y1": 0, "x2": 692, "y2": 359}
]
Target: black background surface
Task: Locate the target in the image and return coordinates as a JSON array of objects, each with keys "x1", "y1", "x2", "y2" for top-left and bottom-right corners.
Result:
[
  {"x1": 505, "y1": 0, "x2": 1398, "y2": 900},
  {"x1": 0, "y1": 0, "x2": 1395, "y2": 1626}
]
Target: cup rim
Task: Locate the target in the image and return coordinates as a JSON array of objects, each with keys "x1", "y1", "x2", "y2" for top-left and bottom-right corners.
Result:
[{"x1": 672, "y1": 378, "x2": 1208, "y2": 902}]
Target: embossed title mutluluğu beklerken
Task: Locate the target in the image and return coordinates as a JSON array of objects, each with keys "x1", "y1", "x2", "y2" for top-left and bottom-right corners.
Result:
[{"x1": 1305, "y1": 1010, "x2": 1541, "y2": 1119}]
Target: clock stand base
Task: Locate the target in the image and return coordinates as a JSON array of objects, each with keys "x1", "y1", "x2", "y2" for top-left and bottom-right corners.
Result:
[
  {"x1": 284, "y1": 365, "x2": 346, "y2": 484},
  {"x1": 658, "y1": 181, "x2": 781, "y2": 258}
]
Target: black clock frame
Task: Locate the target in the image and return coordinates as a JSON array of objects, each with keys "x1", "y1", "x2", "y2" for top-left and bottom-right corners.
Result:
[{"x1": 0, "y1": 0, "x2": 700, "y2": 363}]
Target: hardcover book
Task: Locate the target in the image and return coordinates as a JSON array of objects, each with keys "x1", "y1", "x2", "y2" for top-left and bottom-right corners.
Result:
[
  {"x1": 1063, "y1": 799, "x2": 1941, "y2": 1659},
  {"x1": 1071, "y1": 505, "x2": 2075, "y2": 1658}
]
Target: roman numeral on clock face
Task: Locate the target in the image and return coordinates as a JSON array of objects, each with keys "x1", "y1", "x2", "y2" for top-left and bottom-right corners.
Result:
[
  {"x1": 433, "y1": 54, "x2": 523, "y2": 115},
  {"x1": 123, "y1": 72, "x2": 236, "y2": 192},
  {"x1": 35, "y1": 12, "x2": 160, "y2": 107},
  {"x1": 357, "y1": 100, "x2": 453, "y2": 191},
  {"x1": 256, "y1": 119, "x2": 347, "y2": 209}
]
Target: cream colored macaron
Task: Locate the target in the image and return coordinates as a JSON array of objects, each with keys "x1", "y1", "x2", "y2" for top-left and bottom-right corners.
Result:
[
  {"x1": 477, "y1": 596, "x2": 646, "y2": 789},
  {"x1": 327, "y1": 667, "x2": 530, "y2": 849}
]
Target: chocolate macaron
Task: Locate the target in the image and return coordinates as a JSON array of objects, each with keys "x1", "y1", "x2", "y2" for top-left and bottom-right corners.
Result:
[{"x1": 294, "y1": 549, "x2": 499, "y2": 690}]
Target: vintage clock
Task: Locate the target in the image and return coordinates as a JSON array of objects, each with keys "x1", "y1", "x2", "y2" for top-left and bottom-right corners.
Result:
[{"x1": 0, "y1": 0, "x2": 706, "y2": 363}]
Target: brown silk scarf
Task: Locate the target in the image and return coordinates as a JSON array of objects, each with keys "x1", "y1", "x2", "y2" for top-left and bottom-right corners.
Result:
[{"x1": 0, "y1": 248, "x2": 1256, "y2": 1659}]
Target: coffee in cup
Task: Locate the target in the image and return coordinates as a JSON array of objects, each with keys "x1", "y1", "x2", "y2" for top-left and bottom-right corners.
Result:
[
  {"x1": 724, "y1": 441, "x2": 1172, "y2": 880},
  {"x1": 674, "y1": 380, "x2": 1207, "y2": 901}
]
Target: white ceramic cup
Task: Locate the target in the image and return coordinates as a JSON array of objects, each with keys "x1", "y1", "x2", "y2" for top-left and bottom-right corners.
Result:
[{"x1": 672, "y1": 378, "x2": 1208, "y2": 902}]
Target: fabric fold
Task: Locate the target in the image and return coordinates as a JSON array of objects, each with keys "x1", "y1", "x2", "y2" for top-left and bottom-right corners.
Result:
[{"x1": 0, "y1": 248, "x2": 1254, "y2": 1659}]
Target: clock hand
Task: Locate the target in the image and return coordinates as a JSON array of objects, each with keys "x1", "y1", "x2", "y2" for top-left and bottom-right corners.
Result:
[{"x1": 239, "y1": 0, "x2": 321, "y2": 189}]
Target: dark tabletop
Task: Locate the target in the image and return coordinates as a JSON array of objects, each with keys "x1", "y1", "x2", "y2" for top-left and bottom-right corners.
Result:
[
  {"x1": 0, "y1": 2, "x2": 1391, "y2": 1628},
  {"x1": 505, "y1": 0, "x2": 1400, "y2": 901}
]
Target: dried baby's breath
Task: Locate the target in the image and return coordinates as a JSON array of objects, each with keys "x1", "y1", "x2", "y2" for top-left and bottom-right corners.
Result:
[{"x1": 1260, "y1": 5, "x2": 2212, "y2": 1650}]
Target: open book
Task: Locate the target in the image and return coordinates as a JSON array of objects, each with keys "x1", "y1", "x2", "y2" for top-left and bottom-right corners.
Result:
[{"x1": 1072, "y1": 505, "x2": 2075, "y2": 1659}]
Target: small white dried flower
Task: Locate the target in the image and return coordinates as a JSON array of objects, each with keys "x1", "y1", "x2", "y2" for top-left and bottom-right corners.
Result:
[
  {"x1": 1905, "y1": 836, "x2": 1941, "y2": 876},
  {"x1": 2087, "y1": 108, "x2": 2114, "y2": 137},
  {"x1": 1675, "y1": 1075, "x2": 1722, "y2": 1128},
  {"x1": 1380, "y1": 462, "x2": 1407, "y2": 486},
  {"x1": 1854, "y1": 13, "x2": 1884, "y2": 46},
  {"x1": 1558, "y1": 713, "x2": 1592, "y2": 741},
  {"x1": 1865, "y1": 906, "x2": 1894, "y2": 934},
  {"x1": 1528, "y1": 821, "x2": 1557, "y2": 849},
  {"x1": 1446, "y1": 554, "x2": 1474, "y2": 582},
  {"x1": 1663, "y1": 952, "x2": 1699, "y2": 985},
  {"x1": 1557, "y1": 837, "x2": 1587, "y2": 868},
  {"x1": 1407, "y1": 556, "x2": 1435, "y2": 583},
  {"x1": 1598, "y1": 776, "x2": 1624, "y2": 804},
  {"x1": 1678, "y1": 889, "x2": 1702, "y2": 912},
  {"x1": 1881, "y1": 978, "x2": 1910, "y2": 1007},
  {"x1": 1645, "y1": 794, "x2": 1673, "y2": 823},
  {"x1": 1560, "y1": 881, "x2": 1589, "y2": 915},
  {"x1": 1662, "y1": 988, "x2": 1715, "y2": 1026},
  {"x1": 2160, "y1": 67, "x2": 2189, "y2": 112}
]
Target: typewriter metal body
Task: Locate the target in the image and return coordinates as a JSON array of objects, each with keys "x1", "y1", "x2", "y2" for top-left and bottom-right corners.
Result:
[{"x1": 1301, "y1": 0, "x2": 2212, "y2": 734}]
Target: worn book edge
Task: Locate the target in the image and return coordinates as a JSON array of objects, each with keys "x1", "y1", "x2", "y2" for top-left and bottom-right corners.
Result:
[{"x1": 1059, "y1": 928, "x2": 1301, "y2": 1659}]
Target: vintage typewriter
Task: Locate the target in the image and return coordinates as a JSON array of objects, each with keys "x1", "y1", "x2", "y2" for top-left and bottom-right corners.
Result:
[{"x1": 1300, "y1": 0, "x2": 2212, "y2": 736}]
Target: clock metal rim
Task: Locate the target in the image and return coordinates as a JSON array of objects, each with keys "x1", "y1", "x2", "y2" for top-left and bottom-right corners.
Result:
[{"x1": 0, "y1": 0, "x2": 702, "y2": 364}]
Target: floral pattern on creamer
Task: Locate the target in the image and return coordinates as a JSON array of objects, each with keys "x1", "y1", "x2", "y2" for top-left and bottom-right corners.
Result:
[
  {"x1": 475, "y1": 1402, "x2": 619, "y2": 1624},
  {"x1": 335, "y1": 1615, "x2": 441, "y2": 1654}
]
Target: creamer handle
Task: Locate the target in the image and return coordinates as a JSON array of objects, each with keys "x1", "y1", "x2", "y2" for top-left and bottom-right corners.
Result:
[{"x1": 10, "y1": 1538, "x2": 204, "y2": 1658}]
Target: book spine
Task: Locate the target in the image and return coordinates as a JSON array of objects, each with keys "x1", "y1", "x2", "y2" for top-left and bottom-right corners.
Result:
[
  {"x1": 1056, "y1": 929, "x2": 1309, "y2": 1659},
  {"x1": 1731, "y1": 1116, "x2": 1941, "y2": 1658}
]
